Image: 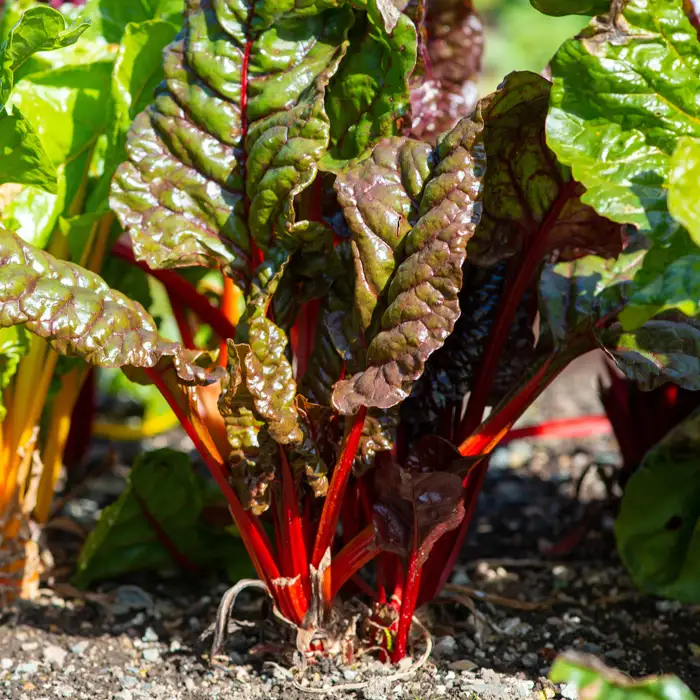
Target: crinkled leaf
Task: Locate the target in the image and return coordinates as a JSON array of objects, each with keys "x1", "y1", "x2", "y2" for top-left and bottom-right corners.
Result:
[
  {"x1": 402, "y1": 260, "x2": 536, "y2": 428},
  {"x1": 0, "y1": 5, "x2": 90, "y2": 107},
  {"x1": 356, "y1": 407, "x2": 398, "y2": 474},
  {"x1": 335, "y1": 136, "x2": 434, "y2": 331},
  {"x1": 0, "y1": 107, "x2": 56, "y2": 191},
  {"x1": 546, "y1": 0, "x2": 700, "y2": 240},
  {"x1": 73, "y1": 448, "x2": 253, "y2": 589},
  {"x1": 323, "y1": 11, "x2": 417, "y2": 170},
  {"x1": 540, "y1": 251, "x2": 700, "y2": 391},
  {"x1": 606, "y1": 318, "x2": 700, "y2": 392},
  {"x1": 0, "y1": 227, "x2": 213, "y2": 383},
  {"x1": 408, "y1": 0, "x2": 483, "y2": 142},
  {"x1": 332, "y1": 117, "x2": 485, "y2": 414},
  {"x1": 470, "y1": 71, "x2": 623, "y2": 267},
  {"x1": 0, "y1": 325, "x2": 27, "y2": 420},
  {"x1": 550, "y1": 652, "x2": 697, "y2": 699},
  {"x1": 218, "y1": 342, "x2": 278, "y2": 514},
  {"x1": 529, "y1": 0, "x2": 609, "y2": 17},
  {"x1": 111, "y1": 1, "x2": 352, "y2": 276},
  {"x1": 290, "y1": 397, "x2": 329, "y2": 498},
  {"x1": 372, "y1": 437, "x2": 466, "y2": 565},
  {"x1": 615, "y1": 408, "x2": 700, "y2": 603},
  {"x1": 83, "y1": 0, "x2": 185, "y2": 43},
  {"x1": 539, "y1": 252, "x2": 646, "y2": 347}
]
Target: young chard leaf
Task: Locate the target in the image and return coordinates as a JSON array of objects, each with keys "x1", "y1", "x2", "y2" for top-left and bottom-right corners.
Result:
[
  {"x1": 372, "y1": 436, "x2": 466, "y2": 565},
  {"x1": 332, "y1": 118, "x2": 485, "y2": 413},
  {"x1": 111, "y1": 0, "x2": 352, "y2": 277},
  {"x1": 0, "y1": 227, "x2": 214, "y2": 383},
  {"x1": 83, "y1": 0, "x2": 185, "y2": 43},
  {"x1": 547, "y1": 0, "x2": 700, "y2": 240},
  {"x1": 668, "y1": 137, "x2": 700, "y2": 248}
]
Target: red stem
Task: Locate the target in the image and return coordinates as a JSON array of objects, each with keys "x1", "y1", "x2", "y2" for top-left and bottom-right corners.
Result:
[
  {"x1": 497, "y1": 414, "x2": 611, "y2": 445},
  {"x1": 327, "y1": 524, "x2": 378, "y2": 600},
  {"x1": 112, "y1": 242, "x2": 237, "y2": 342},
  {"x1": 392, "y1": 557, "x2": 421, "y2": 662},
  {"x1": 142, "y1": 367, "x2": 280, "y2": 590},
  {"x1": 311, "y1": 406, "x2": 368, "y2": 569},
  {"x1": 279, "y1": 446, "x2": 310, "y2": 603},
  {"x1": 456, "y1": 180, "x2": 578, "y2": 443},
  {"x1": 219, "y1": 277, "x2": 239, "y2": 365}
]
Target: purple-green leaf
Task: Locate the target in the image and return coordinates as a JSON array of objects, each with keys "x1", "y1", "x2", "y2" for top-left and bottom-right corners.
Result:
[
  {"x1": 335, "y1": 136, "x2": 434, "y2": 331},
  {"x1": 0, "y1": 227, "x2": 212, "y2": 383},
  {"x1": 332, "y1": 117, "x2": 485, "y2": 414},
  {"x1": 110, "y1": 0, "x2": 352, "y2": 277}
]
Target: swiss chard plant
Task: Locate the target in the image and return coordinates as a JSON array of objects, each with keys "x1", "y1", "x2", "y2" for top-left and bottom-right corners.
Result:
[{"x1": 1, "y1": 0, "x2": 700, "y2": 665}]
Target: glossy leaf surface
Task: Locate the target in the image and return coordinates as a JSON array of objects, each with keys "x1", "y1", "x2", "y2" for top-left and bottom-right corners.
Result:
[
  {"x1": 332, "y1": 118, "x2": 485, "y2": 413},
  {"x1": 547, "y1": 0, "x2": 700, "y2": 239},
  {"x1": 0, "y1": 228, "x2": 212, "y2": 382},
  {"x1": 111, "y1": 0, "x2": 352, "y2": 276}
]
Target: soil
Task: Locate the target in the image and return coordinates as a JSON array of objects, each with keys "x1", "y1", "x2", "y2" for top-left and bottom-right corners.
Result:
[{"x1": 1, "y1": 351, "x2": 699, "y2": 700}]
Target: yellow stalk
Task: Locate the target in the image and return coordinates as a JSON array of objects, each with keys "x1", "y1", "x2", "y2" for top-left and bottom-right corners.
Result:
[
  {"x1": 35, "y1": 367, "x2": 86, "y2": 523},
  {"x1": 93, "y1": 410, "x2": 180, "y2": 442},
  {"x1": 85, "y1": 212, "x2": 114, "y2": 272},
  {"x1": 2, "y1": 347, "x2": 58, "y2": 515}
]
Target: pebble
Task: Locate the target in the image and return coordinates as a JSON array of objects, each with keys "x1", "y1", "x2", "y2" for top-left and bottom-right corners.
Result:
[
  {"x1": 70, "y1": 641, "x2": 90, "y2": 655},
  {"x1": 521, "y1": 652, "x2": 538, "y2": 668},
  {"x1": 113, "y1": 691, "x2": 133, "y2": 700},
  {"x1": 43, "y1": 644, "x2": 68, "y2": 668},
  {"x1": 1, "y1": 658, "x2": 13, "y2": 670},
  {"x1": 142, "y1": 627, "x2": 159, "y2": 643},
  {"x1": 13, "y1": 662, "x2": 38, "y2": 675},
  {"x1": 605, "y1": 649, "x2": 626, "y2": 661},
  {"x1": 142, "y1": 648, "x2": 161, "y2": 663},
  {"x1": 169, "y1": 640, "x2": 182, "y2": 653},
  {"x1": 20, "y1": 642, "x2": 38, "y2": 652},
  {"x1": 560, "y1": 683, "x2": 578, "y2": 699},
  {"x1": 343, "y1": 669, "x2": 358, "y2": 681},
  {"x1": 449, "y1": 659, "x2": 477, "y2": 672},
  {"x1": 433, "y1": 636, "x2": 458, "y2": 658}
]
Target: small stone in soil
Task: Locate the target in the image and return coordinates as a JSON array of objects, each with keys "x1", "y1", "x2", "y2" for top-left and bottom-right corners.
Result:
[
  {"x1": 142, "y1": 648, "x2": 161, "y2": 662},
  {"x1": 43, "y1": 644, "x2": 68, "y2": 668}
]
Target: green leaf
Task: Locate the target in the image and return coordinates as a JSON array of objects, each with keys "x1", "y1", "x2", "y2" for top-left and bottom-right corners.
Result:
[
  {"x1": 615, "y1": 408, "x2": 700, "y2": 603},
  {"x1": 332, "y1": 117, "x2": 485, "y2": 413},
  {"x1": 85, "y1": 18, "x2": 178, "y2": 212},
  {"x1": 82, "y1": 0, "x2": 185, "y2": 43},
  {"x1": 539, "y1": 252, "x2": 700, "y2": 391},
  {"x1": 546, "y1": 0, "x2": 700, "y2": 240},
  {"x1": 0, "y1": 6, "x2": 90, "y2": 105},
  {"x1": 335, "y1": 136, "x2": 434, "y2": 331},
  {"x1": 73, "y1": 448, "x2": 253, "y2": 588},
  {"x1": 539, "y1": 252, "x2": 646, "y2": 347},
  {"x1": 9, "y1": 61, "x2": 114, "y2": 216},
  {"x1": 0, "y1": 325, "x2": 27, "y2": 420},
  {"x1": 530, "y1": 0, "x2": 609, "y2": 16},
  {"x1": 0, "y1": 226, "x2": 216, "y2": 383},
  {"x1": 111, "y1": 2, "x2": 353, "y2": 276},
  {"x1": 668, "y1": 137, "x2": 700, "y2": 247},
  {"x1": 471, "y1": 71, "x2": 623, "y2": 267},
  {"x1": 323, "y1": 11, "x2": 417, "y2": 169},
  {"x1": 0, "y1": 107, "x2": 57, "y2": 192},
  {"x1": 0, "y1": 182, "x2": 57, "y2": 249},
  {"x1": 550, "y1": 652, "x2": 697, "y2": 699}
]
